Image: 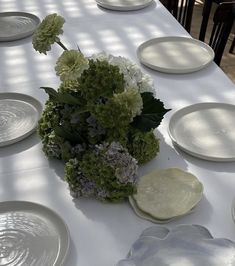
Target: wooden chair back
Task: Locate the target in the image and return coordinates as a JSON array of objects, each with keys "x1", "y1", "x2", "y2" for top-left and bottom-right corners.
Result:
[
  {"x1": 209, "y1": 2, "x2": 235, "y2": 65},
  {"x1": 160, "y1": 0, "x2": 196, "y2": 32}
]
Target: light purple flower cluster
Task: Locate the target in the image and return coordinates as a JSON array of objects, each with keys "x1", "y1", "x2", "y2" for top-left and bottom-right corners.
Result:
[
  {"x1": 65, "y1": 141, "x2": 138, "y2": 201},
  {"x1": 68, "y1": 158, "x2": 109, "y2": 199},
  {"x1": 96, "y1": 142, "x2": 138, "y2": 185}
]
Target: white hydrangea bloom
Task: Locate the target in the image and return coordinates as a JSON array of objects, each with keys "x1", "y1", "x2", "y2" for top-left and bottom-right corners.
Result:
[
  {"x1": 90, "y1": 52, "x2": 155, "y2": 95},
  {"x1": 139, "y1": 74, "x2": 156, "y2": 96},
  {"x1": 90, "y1": 51, "x2": 109, "y2": 61}
]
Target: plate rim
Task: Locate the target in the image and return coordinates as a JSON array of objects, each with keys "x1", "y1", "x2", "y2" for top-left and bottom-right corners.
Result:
[
  {"x1": 0, "y1": 11, "x2": 41, "y2": 41},
  {"x1": 0, "y1": 92, "x2": 43, "y2": 147},
  {"x1": 128, "y1": 195, "x2": 195, "y2": 223},
  {"x1": 168, "y1": 102, "x2": 235, "y2": 161},
  {"x1": 231, "y1": 197, "x2": 235, "y2": 224},
  {"x1": 96, "y1": 0, "x2": 154, "y2": 11},
  {"x1": 137, "y1": 36, "x2": 215, "y2": 74},
  {"x1": 0, "y1": 200, "x2": 70, "y2": 266}
]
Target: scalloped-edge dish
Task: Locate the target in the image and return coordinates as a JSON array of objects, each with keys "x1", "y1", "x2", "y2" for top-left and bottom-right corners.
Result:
[
  {"x1": 96, "y1": 0, "x2": 154, "y2": 11},
  {"x1": 137, "y1": 36, "x2": 214, "y2": 73},
  {"x1": 168, "y1": 102, "x2": 235, "y2": 161},
  {"x1": 133, "y1": 168, "x2": 203, "y2": 220},
  {"x1": 0, "y1": 201, "x2": 70, "y2": 266},
  {"x1": 116, "y1": 224, "x2": 235, "y2": 266},
  {"x1": 0, "y1": 92, "x2": 42, "y2": 147},
  {"x1": 129, "y1": 196, "x2": 195, "y2": 223},
  {"x1": 0, "y1": 12, "x2": 40, "y2": 41}
]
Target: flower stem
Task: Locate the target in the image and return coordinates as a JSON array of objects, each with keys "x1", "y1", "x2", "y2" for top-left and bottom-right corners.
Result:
[
  {"x1": 57, "y1": 41, "x2": 68, "y2": 51},
  {"x1": 77, "y1": 44, "x2": 82, "y2": 53}
]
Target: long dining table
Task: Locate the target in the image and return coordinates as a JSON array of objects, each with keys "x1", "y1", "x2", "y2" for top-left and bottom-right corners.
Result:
[{"x1": 1, "y1": 0, "x2": 235, "y2": 265}]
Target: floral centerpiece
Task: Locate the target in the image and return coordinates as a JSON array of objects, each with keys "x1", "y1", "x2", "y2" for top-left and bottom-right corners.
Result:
[{"x1": 32, "y1": 14, "x2": 170, "y2": 202}]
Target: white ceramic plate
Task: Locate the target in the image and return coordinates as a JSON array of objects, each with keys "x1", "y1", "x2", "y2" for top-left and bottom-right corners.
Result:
[
  {"x1": 0, "y1": 93, "x2": 42, "y2": 147},
  {"x1": 116, "y1": 224, "x2": 235, "y2": 266},
  {"x1": 133, "y1": 168, "x2": 203, "y2": 220},
  {"x1": 0, "y1": 12, "x2": 40, "y2": 41},
  {"x1": 0, "y1": 201, "x2": 70, "y2": 266},
  {"x1": 137, "y1": 36, "x2": 214, "y2": 73},
  {"x1": 231, "y1": 197, "x2": 235, "y2": 225},
  {"x1": 96, "y1": 0, "x2": 153, "y2": 11},
  {"x1": 168, "y1": 102, "x2": 235, "y2": 161}
]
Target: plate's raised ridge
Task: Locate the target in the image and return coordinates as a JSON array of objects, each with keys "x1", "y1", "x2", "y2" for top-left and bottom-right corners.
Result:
[
  {"x1": 168, "y1": 102, "x2": 235, "y2": 161},
  {"x1": 96, "y1": 0, "x2": 154, "y2": 11},
  {"x1": 0, "y1": 12, "x2": 40, "y2": 41},
  {"x1": 0, "y1": 201, "x2": 69, "y2": 266},
  {"x1": 0, "y1": 93, "x2": 42, "y2": 147},
  {"x1": 137, "y1": 36, "x2": 214, "y2": 73}
]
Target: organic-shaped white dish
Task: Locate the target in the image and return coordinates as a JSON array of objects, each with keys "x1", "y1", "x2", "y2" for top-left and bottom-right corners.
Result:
[
  {"x1": 133, "y1": 168, "x2": 203, "y2": 220},
  {"x1": 0, "y1": 201, "x2": 69, "y2": 266},
  {"x1": 116, "y1": 224, "x2": 235, "y2": 266},
  {"x1": 0, "y1": 93, "x2": 42, "y2": 147},
  {"x1": 129, "y1": 196, "x2": 194, "y2": 223}
]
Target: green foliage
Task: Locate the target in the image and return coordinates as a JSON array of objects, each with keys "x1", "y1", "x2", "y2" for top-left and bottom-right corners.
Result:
[
  {"x1": 41, "y1": 87, "x2": 83, "y2": 105},
  {"x1": 33, "y1": 13, "x2": 170, "y2": 202},
  {"x1": 94, "y1": 98, "x2": 131, "y2": 129},
  {"x1": 128, "y1": 129, "x2": 160, "y2": 164},
  {"x1": 38, "y1": 100, "x2": 62, "y2": 138},
  {"x1": 68, "y1": 149, "x2": 137, "y2": 202},
  {"x1": 132, "y1": 92, "x2": 171, "y2": 132},
  {"x1": 79, "y1": 59, "x2": 125, "y2": 102}
]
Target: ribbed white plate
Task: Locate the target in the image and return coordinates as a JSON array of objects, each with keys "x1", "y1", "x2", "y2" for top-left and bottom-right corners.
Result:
[
  {"x1": 137, "y1": 36, "x2": 214, "y2": 73},
  {"x1": 0, "y1": 201, "x2": 70, "y2": 266},
  {"x1": 168, "y1": 103, "x2": 235, "y2": 161},
  {"x1": 0, "y1": 12, "x2": 40, "y2": 41},
  {"x1": 96, "y1": 0, "x2": 153, "y2": 11},
  {"x1": 0, "y1": 93, "x2": 42, "y2": 147},
  {"x1": 232, "y1": 198, "x2": 235, "y2": 224}
]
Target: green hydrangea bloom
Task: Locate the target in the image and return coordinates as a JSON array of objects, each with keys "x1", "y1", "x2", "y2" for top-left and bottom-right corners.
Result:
[
  {"x1": 41, "y1": 130, "x2": 62, "y2": 159},
  {"x1": 105, "y1": 127, "x2": 128, "y2": 148},
  {"x1": 55, "y1": 50, "x2": 89, "y2": 81},
  {"x1": 79, "y1": 59, "x2": 125, "y2": 102},
  {"x1": 32, "y1": 13, "x2": 65, "y2": 54},
  {"x1": 65, "y1": 158, "x2": 84, "y2": 193},
  {"x1": 128, "y1": 129, "x2": 160, "y2": 164},
  {"x1": 38, "y1": 100, "x2": 62, "y2": 138},
  {"x1": 58, "y1": 79, "x2": 80, "y2": 93},
  {"x1": 93, "y1": 89, "x2": 142, "y2": 131},
  {"x1": 65, "y1": 142, "x2": 138, "y2": 202},
  {"x1": 113, "y1": 88, "x2": 143, "y2": 120}
]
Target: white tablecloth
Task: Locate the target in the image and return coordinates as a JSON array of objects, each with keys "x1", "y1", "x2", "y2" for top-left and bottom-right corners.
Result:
[{"x1": 0, "y1": 0, "x2": 235, "y2": 265}]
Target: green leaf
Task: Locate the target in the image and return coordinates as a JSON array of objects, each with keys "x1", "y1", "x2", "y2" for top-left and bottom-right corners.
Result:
[
  {"x1": 41, "y1": 87, "x2": 58, "y2": 100},
  {"x1": 41, "y1": 87, "x2": 82, "y2": 105},
  {"x1": 54, "y1": 125, "x2": 84, "y2": 143},
  {"x1": 132, "y1": 92, "x2": 171, "y2": 132},
  {"x1": 72, "y1": 107, "x2": 89, "y2": 116},
  {"x1": 56, "y1": 93, "x2": 81, "y2": 104}
]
